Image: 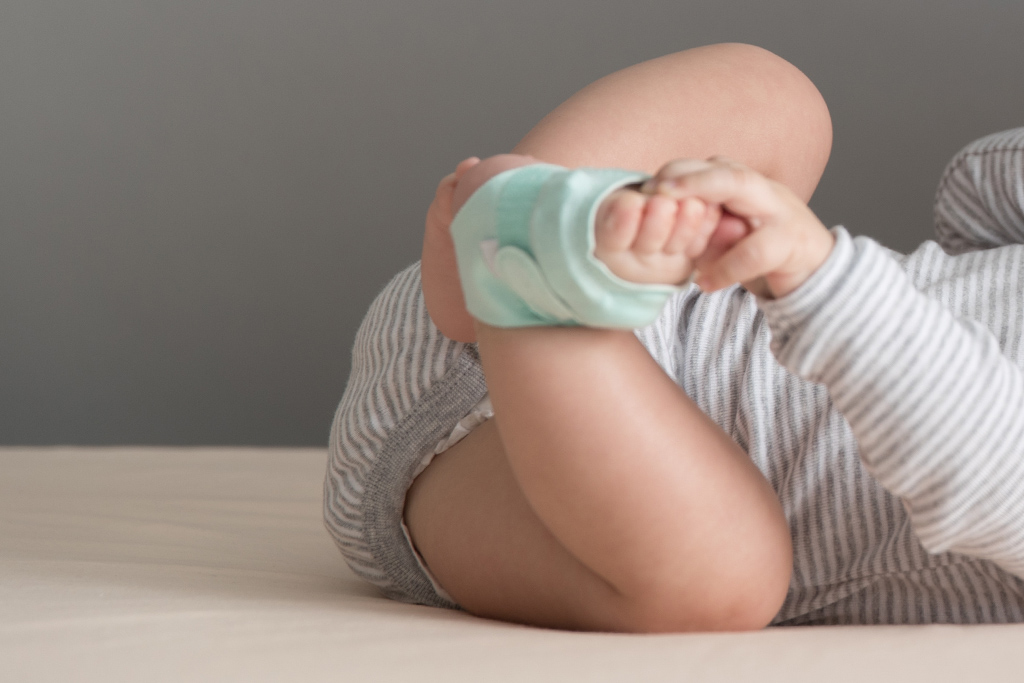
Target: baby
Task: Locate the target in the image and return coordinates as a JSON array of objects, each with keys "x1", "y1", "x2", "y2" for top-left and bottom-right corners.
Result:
[
  {"x1": 412, "y1": 150, "x2": 837, "y2": 631},
  {"x1": 327, "y1": 43, "x2": 1024, "y2": 632}
]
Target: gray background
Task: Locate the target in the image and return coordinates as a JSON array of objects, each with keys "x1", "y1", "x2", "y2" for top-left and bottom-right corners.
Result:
[{"x1": 2, "y1": 0, "x2": 1023, "y2": 446}]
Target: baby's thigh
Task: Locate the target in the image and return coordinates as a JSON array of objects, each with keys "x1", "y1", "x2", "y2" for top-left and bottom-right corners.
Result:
[
  {"x1": 404, "y1": 419, "x2": 633, "y2": 631},
  {"x1": 513, "y1": 43, "x2": 832, "y2": 202}
]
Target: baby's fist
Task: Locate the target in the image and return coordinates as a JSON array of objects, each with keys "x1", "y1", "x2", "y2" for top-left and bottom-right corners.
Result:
[
  {"x1": 646, "y1": 157, "x2": 834, "y2": 299},
  {"x1": 593, "y1": 188, "x2": 719, "y2": 285}
]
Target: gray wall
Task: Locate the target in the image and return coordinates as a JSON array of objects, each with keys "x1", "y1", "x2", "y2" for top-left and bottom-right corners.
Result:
[{"x1": 2, "y1": 1, "x2": 1023, "y2": 445}]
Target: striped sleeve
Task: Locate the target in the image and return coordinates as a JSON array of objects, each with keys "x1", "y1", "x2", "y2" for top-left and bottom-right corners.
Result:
[
  {"x1": 759, "y1": 226, "x2": 1024, "y2": 579},
  {"x1": 934, "y1": 127, "x2": 1024, "y2": 254},
  {"x1": 324, "y1": 262, "x2": 487, "y2": 606}
]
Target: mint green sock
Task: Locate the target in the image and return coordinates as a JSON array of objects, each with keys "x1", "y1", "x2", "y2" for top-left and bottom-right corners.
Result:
[{"x1": 449, "y1": 163, "x2": 685, "y2": 329}]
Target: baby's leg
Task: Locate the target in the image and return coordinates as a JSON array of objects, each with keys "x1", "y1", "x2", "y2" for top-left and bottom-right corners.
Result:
[
  {"x1": 406, "y1": 43, "x2": 832, "y2": 632},
  {"x1": 514, "y1": 43, "x2": 831, "y2": 201}
]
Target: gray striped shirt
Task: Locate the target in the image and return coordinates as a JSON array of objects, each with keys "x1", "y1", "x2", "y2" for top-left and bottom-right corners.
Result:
[{"x1": 326, "y1": 128, "x2": 1024, "y2": 625}]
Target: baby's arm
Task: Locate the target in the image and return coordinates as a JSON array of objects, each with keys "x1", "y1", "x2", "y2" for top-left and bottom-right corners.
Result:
[
  {"x1": 654, "y1": 157, "x2": 1024, "y2": 579},
  {"x1": 934, "y1": 127, "x2": 1024, "y2": 254},
  {"x1": 761, "y1": 230, "x2": 1024, "y2": 579}
]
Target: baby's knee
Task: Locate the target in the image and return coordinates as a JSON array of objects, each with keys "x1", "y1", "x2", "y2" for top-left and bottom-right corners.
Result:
[
  {"x1": 695, "y1": 44, "x2": 832, "y2": 200},
  {"x1": 611, "y1": 567, "x2": 789, "y2": 633}
]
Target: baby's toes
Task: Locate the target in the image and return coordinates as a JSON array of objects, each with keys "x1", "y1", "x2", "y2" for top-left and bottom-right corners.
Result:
[
  {"x1": 634, "y1": 194, "x2": 678, "y2": 253},
  {"x1": 595, "y1": 190, "x2": 645, "y2": 252}
]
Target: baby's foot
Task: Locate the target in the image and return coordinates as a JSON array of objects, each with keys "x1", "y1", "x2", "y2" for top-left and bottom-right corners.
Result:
[{"x1": 593, "y1": 187, "x2": 719, "y2": 285}]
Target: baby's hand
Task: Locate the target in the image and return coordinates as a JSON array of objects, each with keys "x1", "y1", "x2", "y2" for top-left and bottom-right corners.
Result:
[
  {"x1": 645, "y1": 157, "x2": 835, "y2": 299},
  {"x1": 593, "y1": 188, "x2": 720, "y2": 286}
]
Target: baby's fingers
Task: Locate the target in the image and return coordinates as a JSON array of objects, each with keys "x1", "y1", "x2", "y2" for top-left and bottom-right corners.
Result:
[
  {"x1": 653, "y1": 164, "x2": 787, "y2": 227},
  {"x1": 665, "y1": 198, "x2": 712, "y2": 256},
  {"x1": 642, "y1": 158, "x2": 712, "y2": 193},
  {"x1": 695, "y1": 228, "x2": 792, "y2": 292}
]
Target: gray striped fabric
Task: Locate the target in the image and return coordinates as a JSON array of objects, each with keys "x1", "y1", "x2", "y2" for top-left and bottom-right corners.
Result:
[{"x1": 325, "y1": 128, "x2": 1024, "y2": 625}]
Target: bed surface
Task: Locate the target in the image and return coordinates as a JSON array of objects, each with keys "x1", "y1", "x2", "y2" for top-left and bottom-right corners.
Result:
[{"x1": 2, "y1": 447, "x2": 1021, "y2": 682}]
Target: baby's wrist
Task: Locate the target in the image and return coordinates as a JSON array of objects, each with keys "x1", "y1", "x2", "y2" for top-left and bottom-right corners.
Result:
[
  {"x1": 755, "y1": 226, "x2": 859, "y2": 359},
  {"x1": 763, "y1": 225, "x2": 836, "y2": 299}
]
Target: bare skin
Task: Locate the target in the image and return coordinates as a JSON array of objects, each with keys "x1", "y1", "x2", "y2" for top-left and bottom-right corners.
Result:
[{"x1": 407, "y1": 43, "x2": 834, "y2": 632}]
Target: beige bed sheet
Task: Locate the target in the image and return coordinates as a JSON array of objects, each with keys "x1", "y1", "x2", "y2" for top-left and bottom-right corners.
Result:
[{"x1": 1, "y1": 447, "x2": 1021, "y2": 682}]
